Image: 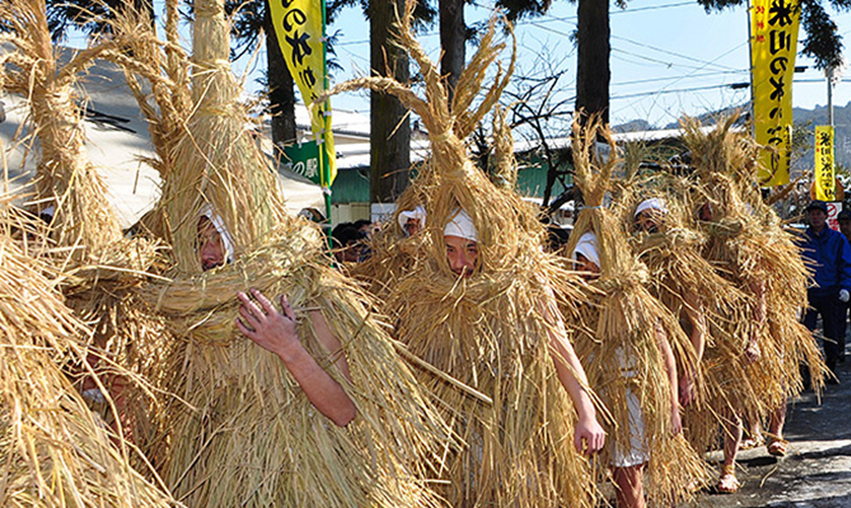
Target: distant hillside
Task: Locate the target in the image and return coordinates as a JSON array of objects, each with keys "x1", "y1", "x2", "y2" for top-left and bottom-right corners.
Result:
[{"x1": 792, "y1": 102, "x2": 851, "y2": 171}]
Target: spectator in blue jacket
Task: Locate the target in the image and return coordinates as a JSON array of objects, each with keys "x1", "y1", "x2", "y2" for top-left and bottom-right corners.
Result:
[{"x1": 800, "y1": 200, "x2": 851, "y2": 382}]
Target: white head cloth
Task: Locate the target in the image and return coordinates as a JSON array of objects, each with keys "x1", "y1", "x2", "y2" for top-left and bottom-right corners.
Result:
[
  {"x1": 444, "y1": 208, "x2": 478, "y2": 242},
  {"x1": 398, "y1": 205, "x2": 427, "y2": 230},
  {"x1": 572, "y1": 231, "x2": 600, "y2": 268},
  {"x1": 634, "y1": 197, "x2": 668, "y2": 217},
  {"x1": 201, "y1": 204, "x2": 235, "y2": 262}
]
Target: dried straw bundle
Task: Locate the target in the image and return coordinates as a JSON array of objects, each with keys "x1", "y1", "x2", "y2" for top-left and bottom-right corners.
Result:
[
  {"x1": 0, "y1": 0, "x2": 176, "y2": 474},
  {"x1": 0, "y1": 196, "x2": 177, "y2": 507},
  {"x1": 123, "y1": 0, "x2": 449, "y2": 505},
  {"x1": 680, "y1": 116, "x2": 825, "y2": 424},
  {"x1": 0, "y1": 0, "x2": 123, "y2": 255},
  {"x1": 327, "y1": 4, "x2": 600, "y2": 506},
  {"x1": 564, "y1": 119, "x2": 709, "y2": 506}
]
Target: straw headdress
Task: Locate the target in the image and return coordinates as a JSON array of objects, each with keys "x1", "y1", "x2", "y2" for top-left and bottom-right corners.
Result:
[
  {"x1": 112, "y1": 0, "x2": 449, "y2": 505},
  {"x1": 563, "y1": 118, "x2": 710, "y2": 506},
  {"x1": 326, "y1": 3, "x2": 603, "y2": 506}
]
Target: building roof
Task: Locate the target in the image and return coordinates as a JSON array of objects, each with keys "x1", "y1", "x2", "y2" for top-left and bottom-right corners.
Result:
[{"x1": 0, "y1": 54, "x2": 324, "y2": 229}]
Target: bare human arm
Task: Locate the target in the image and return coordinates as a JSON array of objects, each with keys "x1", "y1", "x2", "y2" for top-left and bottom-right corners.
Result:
[
  {"x1": 655, "y1": 320, "x2": 682, "y2": 435},
  {"x1": 236, "y1": 288, "x2": 356, "y2": 427},
  {"x1": 540, "y1": 286, "x2": 606, "y2": 455},
  {"x1": 679, "y1": 290, "x2": 706, "y2": 407}
]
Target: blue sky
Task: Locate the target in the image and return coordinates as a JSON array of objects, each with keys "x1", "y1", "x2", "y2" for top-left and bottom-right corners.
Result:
[{"x1": 231, "y1": 0, "x2": 851, "y2": 129}]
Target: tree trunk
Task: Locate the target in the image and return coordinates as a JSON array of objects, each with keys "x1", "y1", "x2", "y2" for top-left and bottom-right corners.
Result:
[
  {"x1": 264, "y1": 0, "x2": 296, "y2": 153},
  {"x1": 368, "y1": 0, "x2": 411, "y2": 203},
  {"x1": 575, "y1": 0, "x2": 610, "y2": 124},
  {"x1": 439, "y1": 0, "x2": 465, "y2": 100}
]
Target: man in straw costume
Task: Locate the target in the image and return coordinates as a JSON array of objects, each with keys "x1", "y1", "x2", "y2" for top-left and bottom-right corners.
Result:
[
  {"x1": 624, "y1": 194, "x2": 716, "y2": 409},
  {"x1": 0, "y1": 195, "x2": 178, "y2": 507},
  {"x1": 679, "y1": 116, "x2": 825, "y2": 492},
  {"x1": 90, "y1": 0, "x2": 453, "y2": 505},
  {"x1": 0, "y1": 0, "x2": 172, "y2": 458},
  {"x1": 324, "y1": 4, "x2": 606, "y2": 506},
  {"x1": 564, "y1": 118, "x2": 710, "y2": 508}
]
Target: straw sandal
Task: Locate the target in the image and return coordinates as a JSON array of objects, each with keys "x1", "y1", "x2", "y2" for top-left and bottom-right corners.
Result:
[
  {"x1": 767, "y1": 439, "x2": 788, "y2": 457},
  {"x1": 716, "y1": 465, "x2": 739, "y2": 494}
]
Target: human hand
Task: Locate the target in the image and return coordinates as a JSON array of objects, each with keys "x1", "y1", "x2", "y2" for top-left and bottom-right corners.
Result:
[
  {"x1": 575, "y1": 415, "x2": 606, "y2": 456},
  {"x1": 745, "y1": 339, "x2": 761, "y2": 364},
  {"x1": 670, "y1": 406, "x2": 683, "y2": 436},
  {"x1": 840, "y1": 289, "x2": 850, "y2": 303},
  {"x1": 679, "y1": 372, "x2": 695, "y2": 408},
  {"x1": 236, "y1": 288, "x2": 300, "y2": 359}
]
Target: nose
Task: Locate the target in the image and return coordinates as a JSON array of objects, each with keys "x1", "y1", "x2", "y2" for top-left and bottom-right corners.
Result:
[{"x1": 452, "y1": 251, "x2": 474, "y2": 276}]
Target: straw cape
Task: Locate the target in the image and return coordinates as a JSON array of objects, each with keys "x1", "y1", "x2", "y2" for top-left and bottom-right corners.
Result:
[
  {"x1": 679, "y1": 117, "x2": 825, "y2": 443},
  {"x1": 0, "y1": 194, "x2": 177, "y2": 507},
  {"x1": 109, "y1": 0, "x2": 449, "y2": 505},
  {"x1": 326, "y1": 4, "x2": 600, "y2": 507},
  {"x1": 564, "y1": 119, "x2": 710, "y2": 506}
]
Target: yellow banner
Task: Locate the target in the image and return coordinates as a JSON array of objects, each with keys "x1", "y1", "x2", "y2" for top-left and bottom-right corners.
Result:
[
  {"x1": 270, "y1": 0, "x2": 336, "y2": 186},
  {"x1": 815, "y1": 125, "x2": 836, "y2": 201},
  {"x1": 751, "y1": 0, "x2": 800, "y2": 187}
]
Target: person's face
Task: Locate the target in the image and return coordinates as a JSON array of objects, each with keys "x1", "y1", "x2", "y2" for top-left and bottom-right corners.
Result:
[
  {"x1": 340, "y1": 243, "x2": 361, "y2": 263},
  {"x1": 445, "y1": 235, "x2": 478, "y2": 278},
  {"x1": 840, "y1": 219, "x2": 851, "y2": 239},
  {"x1": 809, "y1": 209, "x2": 827, "y2": 230},
  {"x1": 575, "y1": 253, "x2": 600, "y2": 281},
  {"x1": 635, "y1": 209, "x2": 662, "y2": 234},
  {"x1": 198, "y1": 217, "x2": 225, "y2": 271},
  {"x1": 404, "y1": 218, "x2": 421, "y2": 236}
]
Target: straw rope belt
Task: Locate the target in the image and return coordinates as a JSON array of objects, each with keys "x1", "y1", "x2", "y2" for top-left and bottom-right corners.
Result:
[{"x1": 596, "y1": 270, "x2": 649, "y2": 293}]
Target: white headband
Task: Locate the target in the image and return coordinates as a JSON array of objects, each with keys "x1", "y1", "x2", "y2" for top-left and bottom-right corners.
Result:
[
  {"x1": 444, "y1": 208, "x2": 478, "y2": 243},
  {"x1": 634, "y1": 197, "x2": 668, "y2": 217},
  {"x1": 572, "y1": 231, "x2": 600, "y2": 269},
  {"x1": 398, "y1": 205, "x2": 427, "y2": 230},
  {"x1": 201, "y1": 204, "x2": 235, "y2": 262}
]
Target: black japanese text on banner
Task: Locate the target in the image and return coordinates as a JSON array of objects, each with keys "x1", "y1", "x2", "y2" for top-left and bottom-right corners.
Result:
[
  {"x1": 751, "y1": 0, "x2": 800, "y2": 187},
  {"x1": 270, "y1": 0, "x2": 336, "y2": 186},
  {"x1": 814, "y1": 125, "x2": 836, "y2": 201}
]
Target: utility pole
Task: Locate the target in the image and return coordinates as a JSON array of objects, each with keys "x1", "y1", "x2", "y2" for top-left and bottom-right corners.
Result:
[{"x1": 828, "y1": 66, "x2": 835, "y2": 128}]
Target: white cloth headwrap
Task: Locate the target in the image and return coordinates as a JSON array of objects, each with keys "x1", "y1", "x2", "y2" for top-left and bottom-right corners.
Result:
[
  {"x1": 201, "y1": 204, "x2": 235, "y2": 262},
  {"x1": 444, "y1": 208, "x2": 478, "y2": 242},
  {"x1": 398, "y1": 206, "x2": 427, "y2": 230},
  {"x1": 634, "y1": 197, "x2": 668, "y2": 217},
  {"x1": 572, "y1": 231, "x2": 600, "y2": 269}
]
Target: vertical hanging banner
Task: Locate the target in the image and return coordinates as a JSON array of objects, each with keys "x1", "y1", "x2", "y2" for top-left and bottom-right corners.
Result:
[
  {"x1": 750, "y1": 0, "x2": 801, "y2": 187},
  {"x1": 270, "y1": 0, "x2": 337, "y2": 187},
  {"x1": 814, "y1": 125, "x2": 836, "y2": 201}
]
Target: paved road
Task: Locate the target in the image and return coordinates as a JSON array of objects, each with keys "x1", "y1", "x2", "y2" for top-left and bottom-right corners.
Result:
[{"x1": 699, "y1": 358, "x2": 851, "y2": 507}]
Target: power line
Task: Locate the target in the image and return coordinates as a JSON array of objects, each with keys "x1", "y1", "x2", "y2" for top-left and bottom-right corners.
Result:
[
  {"x1": 336, "y1": 1, "x2": 699, "y2": 46},
  {"x1": 610, "y1": 83, "x2": 740, "y2": 101},
  {"x1": 611, "y1": 34, "x2": 741, "y2": 72},
  {"x1": 612, "y1": 69, "x2": 748, "y2": 88},
  {"x1": 612, "y1": 47, "x2": 728, "y2": 72}
]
